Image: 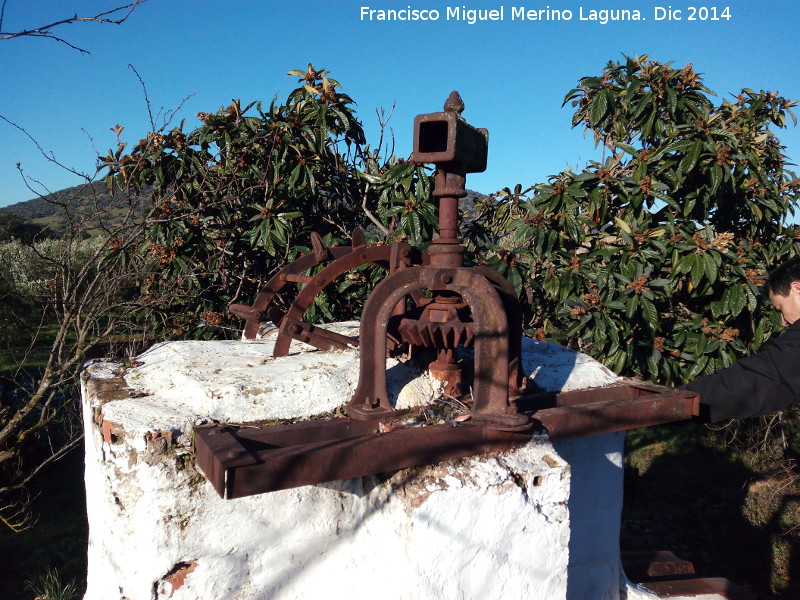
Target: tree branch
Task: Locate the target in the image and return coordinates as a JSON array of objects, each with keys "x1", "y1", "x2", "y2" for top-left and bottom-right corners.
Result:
[
  {"x1": 1, "y1": 115, "x2": 91, "y2": 180},
  {"x1": 0, "y1": 0, "x2": 147, "y2": 54},
  {"x1": 361, "y1": 183, "x2": 389, "y2": 236}
]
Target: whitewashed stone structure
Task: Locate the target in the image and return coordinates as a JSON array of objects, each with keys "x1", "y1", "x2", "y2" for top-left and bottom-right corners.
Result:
[{"x1": 81, "y1": 322, "x2": 691, "y2": 599}]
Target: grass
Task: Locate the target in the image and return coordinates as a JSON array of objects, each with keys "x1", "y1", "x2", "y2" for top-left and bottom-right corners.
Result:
[
  {"x1": 0, "y1": 322, "x2": 61, "y2": 377},
  {"x1": 624, "y1": 421, "x2": 800, "y2": 598},
  {"x1": 25, "y1": 567, "x2": 79, "y2": 600},
  {"x1": 0, "y1": 447, "x2": 88, "y2": 600}
]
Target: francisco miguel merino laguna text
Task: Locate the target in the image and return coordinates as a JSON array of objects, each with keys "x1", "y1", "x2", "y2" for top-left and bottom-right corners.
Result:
[
  {"x1": 360, "y1": 6, "x2": 734, "y2": 24},
  {"x1": 359, "y1": 6, "x2": 648, "y2": 24}
]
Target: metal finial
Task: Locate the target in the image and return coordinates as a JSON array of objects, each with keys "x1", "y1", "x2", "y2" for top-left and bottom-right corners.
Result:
[{"x1": 444, "y1": 91, "x2": 465, "y2": 115}]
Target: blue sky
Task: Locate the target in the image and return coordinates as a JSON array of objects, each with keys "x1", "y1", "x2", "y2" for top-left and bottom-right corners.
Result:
[{"x1": 1, "y1": 0, "x2": 799, "y2": 209}]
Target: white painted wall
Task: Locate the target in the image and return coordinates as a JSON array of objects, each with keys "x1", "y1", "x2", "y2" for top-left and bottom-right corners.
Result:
[{"x1": 81, "y1": 322, "x2": 653, "y2": 600}]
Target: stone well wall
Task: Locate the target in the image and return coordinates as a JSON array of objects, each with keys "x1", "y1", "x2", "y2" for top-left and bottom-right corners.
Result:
[{"x1": 81, "y1": 322, "x2": 650, "y2": 600}]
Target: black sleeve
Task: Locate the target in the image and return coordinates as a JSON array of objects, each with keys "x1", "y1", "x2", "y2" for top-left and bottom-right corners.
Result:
[{"x1": 682, "y1": 331, "x2": 800, "y2": 422}]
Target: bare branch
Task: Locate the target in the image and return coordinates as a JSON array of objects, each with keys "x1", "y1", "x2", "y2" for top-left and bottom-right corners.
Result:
[
  {"x1": 0, "y1": 66, "x2": 176, "y2": 529},
  {"x1": 0, "y1": 0, "x2": 147, "y2": 54},
  {"x1": 129, "y1": 63, "x2": 155, "y2": 132},
  {"x1": 1, "y1": 114, "x2": 92, "y2": 180},
  {"x1": 0, "y1": 495, "x2": 36, "y2": 532},
  {"x1": 0, "y1": 1, "x2": 8, "y2": 34},
  {"x1": 9, "y1": 434, "x2": 83, "y2": 493},
  {"x1": 360, "y1": 182, "x2": 389, "y2": 236},
  {"x1": 128, "y1": 63, "x2": 195, "y2": 137}
]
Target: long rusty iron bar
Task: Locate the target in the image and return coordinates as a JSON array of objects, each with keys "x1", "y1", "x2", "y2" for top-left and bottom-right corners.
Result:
[
  {"x1": 641, "y1": 577, "x2": 756, "y2": 600},
  {"x1": 195, "y1": 382, "x2": 699, "y2": 499}
]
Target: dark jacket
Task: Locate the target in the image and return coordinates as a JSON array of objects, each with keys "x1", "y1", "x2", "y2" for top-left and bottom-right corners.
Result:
[{"x1": 682, "y1": 320, "x2": 800, "y2": 422}]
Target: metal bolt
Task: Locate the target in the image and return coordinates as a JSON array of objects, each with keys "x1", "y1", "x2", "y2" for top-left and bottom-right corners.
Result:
[{"x1": 289, "y1": 324, "x2": 302, "y2": 335}]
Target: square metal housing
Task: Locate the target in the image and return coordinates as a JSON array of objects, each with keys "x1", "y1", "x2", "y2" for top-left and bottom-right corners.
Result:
[{"x1": 412, "y1": 111, "x2": 489, "y2": 172}]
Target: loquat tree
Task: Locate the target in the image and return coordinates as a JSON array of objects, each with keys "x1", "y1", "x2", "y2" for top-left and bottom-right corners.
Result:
[
  {"x1": 104, "y1": 65, "x2": 436, "y2": 338},
  {"x1": 466, "y1": 55, "x2": 800, "y2": 384}
]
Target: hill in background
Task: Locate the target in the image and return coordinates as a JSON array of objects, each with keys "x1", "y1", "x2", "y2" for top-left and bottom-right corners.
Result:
[
  {"x1": 0, "y1": 184, "x2": 484, "y2": 239},
  {"x1": 0, "y1": 181, "x2": 143, "y2": 237}
]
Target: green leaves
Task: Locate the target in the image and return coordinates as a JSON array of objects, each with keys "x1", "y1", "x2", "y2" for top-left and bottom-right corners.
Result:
[
  {"x1": 99, "y1": 57, "x2": 798, "y2": 390},
  {"x1": 589, "y1": 89, "x2": 610, "y2": 125},
  {"x1": 678, "y1": 139, "x2": 703, "y2": 173},
  {"x1": 101, "y1": 66, "x2": 435, "y2": 339},
  {"x1": 472, "y1": 57, "x2": 798, "y2": 385}
]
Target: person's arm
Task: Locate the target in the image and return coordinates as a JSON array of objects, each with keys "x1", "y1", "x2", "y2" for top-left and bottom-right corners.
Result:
[{"x1": 682, "y1": 326, "x2": 800, "y2": 422}]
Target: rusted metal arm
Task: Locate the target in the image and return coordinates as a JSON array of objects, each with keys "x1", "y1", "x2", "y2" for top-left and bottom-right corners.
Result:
[{"x1": 195, "y1": 382, "x2": 699, "y2": 499}]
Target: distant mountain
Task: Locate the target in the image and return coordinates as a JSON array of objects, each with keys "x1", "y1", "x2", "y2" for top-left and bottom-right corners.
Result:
[
  {"x1": 0, "y1": 183, "x2": 485, "y2": 237},
  {"x1": 460, "y1": 189, "x2": 483, "y2": 221},
  {"x1": 0, "y1": 181, "x2": 128, "y2": 220},
  {"x1": 0, "y1": 181, "x2": 147, "y2": 236}
]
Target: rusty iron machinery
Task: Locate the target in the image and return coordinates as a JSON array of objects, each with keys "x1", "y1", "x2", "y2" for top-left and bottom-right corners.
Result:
[
  {"x1": 228, "y1": 228, "x2": 421, "y2": 356},
  {"x1": 195, "y1": 92, "x2": 699, "y2": 499},
  {"x1": 229, "y1": 92, "x2": 527, "y2": 428},
  {"x1": 347, "y1": 91, "x2": 527, "y2": 428}
]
